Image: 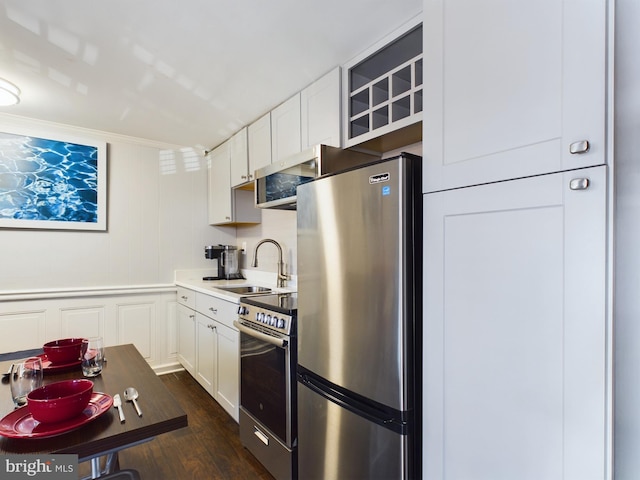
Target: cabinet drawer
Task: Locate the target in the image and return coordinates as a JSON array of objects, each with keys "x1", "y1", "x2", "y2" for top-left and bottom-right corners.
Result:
[
  {"x1": 195, "y1": 293, "x2": 238, "y2": 330},
  {"x1": 177, "y1": 287, "x2": 196, "y2": 309}
]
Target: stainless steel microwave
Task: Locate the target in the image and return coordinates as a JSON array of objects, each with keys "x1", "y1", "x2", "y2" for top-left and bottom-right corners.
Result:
[{"x1": 254, "y1": 144, "x2": 379, "y2": 210}]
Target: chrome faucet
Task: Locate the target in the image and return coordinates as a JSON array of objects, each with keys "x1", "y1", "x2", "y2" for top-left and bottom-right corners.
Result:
[{"x1": 252, "y1": 238, "x2": 288, "y2": 288}]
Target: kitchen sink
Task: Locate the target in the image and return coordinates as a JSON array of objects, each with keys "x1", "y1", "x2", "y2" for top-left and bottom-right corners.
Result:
[{"x1": 216, "y1": 285, "x2": 272, "y2": 295}]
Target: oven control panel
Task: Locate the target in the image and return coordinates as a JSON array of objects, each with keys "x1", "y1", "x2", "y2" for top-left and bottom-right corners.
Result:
[{"x1": 237, "y1": 304, "x2": 294, "y2": 336}]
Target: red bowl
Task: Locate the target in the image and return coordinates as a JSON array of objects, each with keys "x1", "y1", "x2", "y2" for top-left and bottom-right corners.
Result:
[
  {"x1": 43, "y1": 338, "x2": 85, "y2": 365},
  {"x1": 27, "y1": 379, "x2": 94, "y2": 424}
]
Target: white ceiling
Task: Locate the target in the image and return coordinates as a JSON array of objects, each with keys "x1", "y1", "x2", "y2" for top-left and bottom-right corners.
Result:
[{"x1": 0, "y1": 0, "x2": 422, "y2": 150}]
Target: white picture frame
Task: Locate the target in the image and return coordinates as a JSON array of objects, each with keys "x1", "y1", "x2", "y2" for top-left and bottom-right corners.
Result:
[{"x1": 0, "y1": 128, "x2": 107, "y2": 231}]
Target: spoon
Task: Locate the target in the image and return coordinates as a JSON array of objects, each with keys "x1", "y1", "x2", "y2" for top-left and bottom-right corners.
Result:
[{"x1": 124, "y1": 387, "x2": 142, "y2": 417}]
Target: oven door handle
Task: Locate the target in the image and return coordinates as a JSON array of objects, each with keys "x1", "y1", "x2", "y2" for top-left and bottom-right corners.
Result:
[{"x1": 233, "y1": 320, "x2": 287, "y2": 348}]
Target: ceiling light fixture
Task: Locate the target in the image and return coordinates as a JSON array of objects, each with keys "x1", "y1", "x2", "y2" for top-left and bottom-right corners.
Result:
[{"x1": 0, "y1": 78, "x2": 21, "y2": 106}]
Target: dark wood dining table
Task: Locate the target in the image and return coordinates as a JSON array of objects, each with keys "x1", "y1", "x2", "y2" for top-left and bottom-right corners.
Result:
[{"x1": 0, "y1": 344, "x2": 188, "y2": 478}]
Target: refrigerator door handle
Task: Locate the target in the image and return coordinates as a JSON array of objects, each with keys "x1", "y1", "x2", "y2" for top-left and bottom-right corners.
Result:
[{"x1": 298, "y1": 368, "x2": 408, "y2": 434}]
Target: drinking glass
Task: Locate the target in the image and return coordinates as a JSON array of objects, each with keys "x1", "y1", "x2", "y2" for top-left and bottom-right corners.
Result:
[
  {"x1": 81, "y1": 337, "x2": 104, "y2": 377},
  {"x1": 10, "y1": 357, "x2": 44, "y2": 407}
]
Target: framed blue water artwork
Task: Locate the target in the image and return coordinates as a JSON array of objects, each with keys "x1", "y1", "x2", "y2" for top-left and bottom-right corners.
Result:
[{"x1": 0, "y1": 129, "x2": 107, "y2": 231}]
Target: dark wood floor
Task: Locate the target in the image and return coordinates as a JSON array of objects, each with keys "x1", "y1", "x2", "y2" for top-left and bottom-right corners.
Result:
[{"x1": 79, "y1": 371, "x2": 273, "y2": 479}]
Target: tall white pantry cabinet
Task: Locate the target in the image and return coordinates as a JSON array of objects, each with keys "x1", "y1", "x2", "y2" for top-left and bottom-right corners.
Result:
[{"x1": 422, "y1": 0, "x2": 612, "y2": 479}]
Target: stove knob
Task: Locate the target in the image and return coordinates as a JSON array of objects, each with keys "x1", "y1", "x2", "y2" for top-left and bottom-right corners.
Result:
[
  {"x1": 237, "y1": 306, "x2": 248, "y2": 316},
  {"x1": 271, "y1": 316, "x2": 278, "y2": 326},
  {"x1": 265, "y1": 314, "x2": 272, "y2": 325},
  {"x1": 278, "y1": 318, "x2": 285, "y2": 329},
  {"x1": 256, "y1": 312, "x2": 263, "y2": 322}
]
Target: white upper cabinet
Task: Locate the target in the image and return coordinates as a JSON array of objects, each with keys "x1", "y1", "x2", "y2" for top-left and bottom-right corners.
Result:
[
  {"x1": 208, "y1": 140, "x2": 232, "y2": 225},
  {"x1": 247, "y1": 112, "x2": 272, "y2": 180},
  {"x1": 208, "y1": 140, "x2": 260, "y2": 226},
  {"x1": 224, "y1": 67, "x2": 342, "y2": 171},
  {"x1": 229, "y1": 128, "x2": 249, "y2": 188},
  {"x1": 271, "y1": 93, "x2": 302, "y2": 163},
  {"x1": 301, "y1": 67, "x2": 341, "y2": 149},
  {"x1": 423, "y1": 0, "x2": 608, "y2": 192}
]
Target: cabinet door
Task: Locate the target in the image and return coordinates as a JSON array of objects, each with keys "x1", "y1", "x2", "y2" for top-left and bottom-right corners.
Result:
[
  {"x1": 301, "y1": 67, "x2": 341, "y2": 149},
  {"x1": 177, "y1": 304, "x2": 196, "y2": 377},
  {"x1": 215, "y1": 322, "x2": 239, "y2": 421},
  {"x1": 196, "y1": 313, "x2": 217, "y2": 396},
  {"x1": 271, "y1": 94, "x2": 301, "y2": 163},
  {"x1": 248, "y1": 112, "x2": 272, "y2": 178},
  {"x1": 423, "y1": 0, "x2": 607, "y2": 192},
  {"x1": 207, "y1": 141, "x2": 231, "y2": 225},
  {"x1": 424, "y1": 166, "x2": 608, "y2": 479},
  {"x1": 230, "y1": 128, "x2": 249, "y2": 188}
]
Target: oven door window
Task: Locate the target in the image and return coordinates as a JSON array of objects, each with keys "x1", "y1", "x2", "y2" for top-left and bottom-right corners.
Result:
[{"x1": 240, "y1": 332, "x2": 287, "y2": 442}]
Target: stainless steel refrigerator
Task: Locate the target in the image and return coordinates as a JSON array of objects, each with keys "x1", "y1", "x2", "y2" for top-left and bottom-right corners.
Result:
[{"x1": 296, "y1": 153, "x2": 422, "y2": 480}]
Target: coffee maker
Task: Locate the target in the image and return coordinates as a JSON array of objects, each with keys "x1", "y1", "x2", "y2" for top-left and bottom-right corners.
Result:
[{"x1": 204, "y1": 245, "x2": 244, "y2": 280}]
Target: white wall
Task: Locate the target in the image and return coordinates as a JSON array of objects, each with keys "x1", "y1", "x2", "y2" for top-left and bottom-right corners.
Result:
[
  {"x1": 613, "y1": 0, "x2": 640, "y2": 477},
  {"x1": 0, "y1": 114, "x2": 235, "y2": 291}
]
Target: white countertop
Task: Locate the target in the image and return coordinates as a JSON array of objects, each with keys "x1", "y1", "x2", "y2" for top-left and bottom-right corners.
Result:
[{"x1": 174, "y1": 268, "x2": 296, "y2": 303}]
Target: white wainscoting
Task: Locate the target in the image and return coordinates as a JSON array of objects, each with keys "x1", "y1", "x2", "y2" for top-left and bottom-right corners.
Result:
[
  {"x1": 61, "y1": 306, "x2": 105, "y2": 339},
  {"x1": 0, "y1": 286, "x2": 180, "y2": 374},
  {"x1": 0, "y1": 310, "x2": 47, "y2": 353},
  {"x1": 117, "y1": 302, "x2": 155, "y2": 360}
]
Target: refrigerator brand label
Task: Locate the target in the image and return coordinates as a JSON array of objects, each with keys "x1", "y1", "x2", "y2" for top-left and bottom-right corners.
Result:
[{"x1": 369, "y1": 172, "x2": 390, "y2": 184}]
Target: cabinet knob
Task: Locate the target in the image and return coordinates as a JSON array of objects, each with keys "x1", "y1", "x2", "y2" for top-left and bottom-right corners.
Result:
[
  {"x1": 181, "y1": 295, "x2": 188, "y2": 301},
  {"x1": 569, "y1": 178, "x2": 590, "y2": 190},
  {"x1": 209, "y1": 307, "x2": 217, "y2": 314},
  {"x1": 189, "y1": 314, "x2": 195, "y2": 319},
  {"x1": 241, "y1": 175, "x2": 247, "y2": 180},
  {"x1": 569, "y1": 140, "x2": 590, "y2": 154},
  {"x1": 225, "y1": 216, "x2": 231, "y2": 220}
]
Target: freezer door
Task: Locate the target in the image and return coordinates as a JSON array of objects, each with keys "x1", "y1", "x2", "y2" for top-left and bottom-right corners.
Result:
[
  {"x1": 297, "y1": 379, "x2": 408, "y2": 480},
  {"x1": 296, "y1": 155, "x2": 421, "y2": 411}
]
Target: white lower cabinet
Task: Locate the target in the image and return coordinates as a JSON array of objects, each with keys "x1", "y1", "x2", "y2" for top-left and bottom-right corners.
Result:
[
  {"x1": 214, "y1": 321, "x2": 239, "y2": 418},
  {"x1": 196, "y1": 312, "x2": 216, "y2": 396},
  {"x1": 176, "y1": 288, "x2": 240, "y2": 421},
  {"x1": 424, "y1": 166, "x2": 609, "y2": 480},
  {"x1": 176, "y1": 303, "x2": 196, "y2": 377}
]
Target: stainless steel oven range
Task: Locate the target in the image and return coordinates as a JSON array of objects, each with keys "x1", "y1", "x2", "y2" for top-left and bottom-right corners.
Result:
[{"x1": 233, "y1": 293, "x2": 298, "y2": 480}]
